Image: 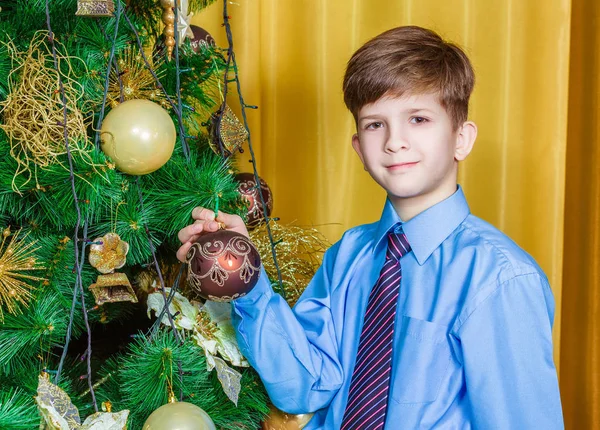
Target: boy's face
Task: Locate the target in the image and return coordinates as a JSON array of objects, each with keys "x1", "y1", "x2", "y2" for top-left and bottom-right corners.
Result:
[{"x1": 352, "y1": 93, "x2": 476, "y2": 217}]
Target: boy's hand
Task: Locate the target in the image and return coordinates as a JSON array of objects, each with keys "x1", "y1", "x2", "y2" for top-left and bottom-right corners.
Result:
[{"x1": 176, "y1": 207, "x2": 249, "y2": 262}]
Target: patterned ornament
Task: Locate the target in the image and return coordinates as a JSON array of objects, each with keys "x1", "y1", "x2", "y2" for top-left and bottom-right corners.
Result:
[
  {"x1": 160, "y1": 0, "x2": 176, "y2": 60},
  {"x1": 88, "y1": 232, "x2": 129, "y2": 274},
  {"x1": 75, "y1": 0, "x2": 115, "y2": 17},
  {"x1": 185, "y1": 230, "x2": 261, "y2": 302},
  {"x1": 207, "y1": 105, "x2": 248, "y2": 157},
  {"x1": 0, "y1": 227, "x2": 44, "y2": 321},
  {"x1": 235, "y1": 173, "x2": 273, "y2": 228},
  {"x1": 189, "y1": 25, "x2": 215, "y2": 53},
  {"x1": 107, "y1": 47, "x2": 168, "y2": 109},
  {"x1": 89, "y1": 273, "x2": 138, "y2": 306}
]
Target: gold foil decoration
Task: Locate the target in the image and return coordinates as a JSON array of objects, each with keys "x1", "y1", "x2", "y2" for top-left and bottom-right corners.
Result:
[
  {"x1": 160, "y1": 0, "x2": 176, "y2": 60},
  {"x1": 76, "y1": 0, "x2": 115, "y2": 17},
  {"x1": 89, "y1": 273, "x2": 138, "y2": 305},
  {"x1": 0, "y1": 227, "x2": 45, "y2": 322},
  {"x1": 208, "y1": 105, "x2": 248, "y2": 157},
  {"x1": 88, "y1": 233, "x2": 129, "y2": 274}
]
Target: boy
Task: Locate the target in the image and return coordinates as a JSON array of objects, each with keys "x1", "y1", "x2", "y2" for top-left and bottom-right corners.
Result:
[{"x1": 177, "y1": 26, "x2": 563, "y2": 429}]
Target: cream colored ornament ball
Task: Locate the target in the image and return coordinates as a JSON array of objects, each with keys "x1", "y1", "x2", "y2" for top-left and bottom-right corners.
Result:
[
  {"x1": 143, "y1": 401, "x2": 216, "y2": 430},
  {"x1": 100, "y1": 99, "x2": 176, "y2": 175}
]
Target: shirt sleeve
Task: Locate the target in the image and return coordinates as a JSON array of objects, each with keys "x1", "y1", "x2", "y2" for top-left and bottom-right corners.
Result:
[
  {"x1": 230, "y1": 242, "x2": 343, "y2": 414},
  {"x1": 455, "y1": 272, "x2": 564, "y2": 429}
]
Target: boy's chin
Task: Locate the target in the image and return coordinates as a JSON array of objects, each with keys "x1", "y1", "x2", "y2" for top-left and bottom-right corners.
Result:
[{"x1": 385, "y1": 188, "x2": 423, "y2": 200}]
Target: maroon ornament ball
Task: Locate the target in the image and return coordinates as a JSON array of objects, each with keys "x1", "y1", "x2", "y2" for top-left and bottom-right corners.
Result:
[
  {"x1": 235, "y1": 173, "x2": 273, "y2": 228},
  {"x1": 189, "y1": 25, "x2": 215, "y2": 53},
  {"x1": 186, "y1": 230, "x2": 261, "y2": 302}
]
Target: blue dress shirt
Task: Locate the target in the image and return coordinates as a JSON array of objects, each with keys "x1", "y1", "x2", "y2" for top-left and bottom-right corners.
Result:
[{"x1": 232, "y1": 187, "x2": 563, "y2": 429}]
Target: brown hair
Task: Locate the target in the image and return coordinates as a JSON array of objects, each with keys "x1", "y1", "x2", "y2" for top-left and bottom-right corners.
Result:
[{"x1": 343, "y1": 26, "x2": 475, "y2": 129}]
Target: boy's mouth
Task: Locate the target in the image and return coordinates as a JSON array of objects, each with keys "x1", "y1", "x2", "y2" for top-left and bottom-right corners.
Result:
[{"x1": 386, "y1": 161, "x2": 419, "y2": 170}]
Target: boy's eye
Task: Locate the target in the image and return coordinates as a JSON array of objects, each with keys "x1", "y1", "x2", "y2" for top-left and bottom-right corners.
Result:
[
  {"x1": 365, "y1": 122, "x2": 383, "y2": 130},
  {"x1": 410, "y1": 116, "x2": 428, "y2": 124}
]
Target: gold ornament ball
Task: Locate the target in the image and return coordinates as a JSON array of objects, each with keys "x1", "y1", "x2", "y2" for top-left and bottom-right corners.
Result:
[
  {"x1": 100, "y1": 99, "x2": 176, "y2": 175},
  {"x1": 143, "y1": 402, "x2": 216, "y2": 430},
  {"x1": 262, "y1": 405, "x2": 313, "y2": 430}
]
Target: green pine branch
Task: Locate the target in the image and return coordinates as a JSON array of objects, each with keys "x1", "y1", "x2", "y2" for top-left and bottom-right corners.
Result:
[
  {"x1": 0, "y1": 294, "x2": 68, "y2": 376},
  {"x1": 0, "y1": 387, "x2": 39, "y2": 429}
]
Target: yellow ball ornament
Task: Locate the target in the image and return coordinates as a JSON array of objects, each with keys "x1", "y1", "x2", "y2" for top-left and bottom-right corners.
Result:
[
  {"x1": 100, "y1": 99, "x2": 176, "y2": 175},
  {"x1": 143, "y1": 401, "x2": 216, "y2": 430}
]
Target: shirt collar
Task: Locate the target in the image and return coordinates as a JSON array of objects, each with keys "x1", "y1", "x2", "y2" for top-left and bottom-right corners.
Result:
[{"x1": 373, "y1": 186, "x2": 471, "y2": 265}]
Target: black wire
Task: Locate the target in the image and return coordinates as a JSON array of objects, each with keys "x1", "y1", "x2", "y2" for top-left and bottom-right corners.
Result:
[
  {"x1": 45, "y1": 0, "x2": 97, "y2": 410},
  {"x1": 94, "y1": 0, "x2": 122, "y2": 150},
  {"x1": 219, "y1": 0, "x2": 286, "y2": 298}
]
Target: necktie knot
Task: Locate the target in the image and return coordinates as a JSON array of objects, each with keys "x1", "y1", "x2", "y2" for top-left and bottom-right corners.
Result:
[{"x1": 387, "y1": 227, "x2": 411, "y2": 261}]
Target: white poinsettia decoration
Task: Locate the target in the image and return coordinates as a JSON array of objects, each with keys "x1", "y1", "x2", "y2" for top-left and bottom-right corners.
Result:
[{"x1": 147, "y1": 288, "x2": 249, "y2": 404}]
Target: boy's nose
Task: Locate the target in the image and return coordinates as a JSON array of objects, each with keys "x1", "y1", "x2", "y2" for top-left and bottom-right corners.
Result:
[{"x1": 385, "y1": 129, "x2": 410, "y2": 152}]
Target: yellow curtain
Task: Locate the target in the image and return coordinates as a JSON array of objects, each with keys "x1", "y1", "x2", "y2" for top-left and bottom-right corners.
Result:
[
  {"x1": 194, "y1": 0, "x2": 599, "y2": 426},
  {"x1": 195, "y1": 0, "x2": 569, "y2": 357},
  {"x1": 560, "y1": 0, "x2": 600, "y2": 428}
]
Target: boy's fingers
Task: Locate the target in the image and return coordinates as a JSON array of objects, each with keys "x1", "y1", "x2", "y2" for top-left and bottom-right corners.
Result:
[
  {"x1": 176, "y1": 242, "x2": 193, "y2": 262},
  {"x1": 216, "y1": 211, "x2": 244, "y2": 228},
  {"x1": 177, "y1": 223, "x2": 204, "y2": 243},
  {"x1": 178, "y1": 219, "x2": 223, "y2": 243},
  {"x1": 191, "y1": 207, "x2": 215, "y2": 221}
]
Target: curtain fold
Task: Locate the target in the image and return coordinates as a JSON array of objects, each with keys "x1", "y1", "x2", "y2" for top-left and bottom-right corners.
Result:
[
  {"x1": 560, "y1": 0, "x2": 600, "y2": 428},
  {"x1": 194, "y1": 0, "x2": 599, "y2": 426}
]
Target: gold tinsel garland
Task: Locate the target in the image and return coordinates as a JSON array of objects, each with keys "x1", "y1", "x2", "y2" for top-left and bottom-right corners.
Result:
[
  {"x1": 0, "y1": 32, "x2": 93, "y2": 192},
  {"x1": 249, "y1": 222, "x2": 331, "y2": 306},
  {"x1": 0, "y1": 227, "x2": 45, "y2": 322}
]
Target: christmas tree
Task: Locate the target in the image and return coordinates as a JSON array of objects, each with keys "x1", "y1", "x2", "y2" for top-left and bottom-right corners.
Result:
[{"x1": 0, "y1": 0, "x2": 329, "y2": 428}]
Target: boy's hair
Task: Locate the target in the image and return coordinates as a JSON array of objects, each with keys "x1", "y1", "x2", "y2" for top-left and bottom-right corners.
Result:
[{"x1": 343, "y1": 26, "x2": 475, "y2": 130}]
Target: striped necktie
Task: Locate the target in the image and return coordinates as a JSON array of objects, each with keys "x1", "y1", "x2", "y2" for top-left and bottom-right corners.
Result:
[{"x1": 340, "y1": 225, "x2": 411, "y2": 429}]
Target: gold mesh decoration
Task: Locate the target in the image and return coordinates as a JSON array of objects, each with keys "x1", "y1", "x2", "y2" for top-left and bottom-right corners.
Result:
[
  {"x1": 107, "y1": 47, "x2": 169, "y2": 109},
  {"x1": 75, "y1": 0, "x2": 115, "y2": 17},
  {"x1": 0, "y1": 227, "x2": 45, "y2": 322},
  {"x1": 89, "y1": 273, "x2": 138, "y2": 305},
  {"x1": 0, "y1": 32, "x2": 92, "y2": 193},
  {"x1": 249, "y1": 222, "x2": 330, "y2": 306},
  {"x1": 208, "y1": 105, "x2": 248, "y2": 157}
]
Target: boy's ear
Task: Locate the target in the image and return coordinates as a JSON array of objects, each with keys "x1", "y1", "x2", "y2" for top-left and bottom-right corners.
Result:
[
  {"x1": 352, "y1": 133, "x2": 366, "y2": 166},
  {"x1": 454, "y1": 121, "x2": 477, "y2": 161}
]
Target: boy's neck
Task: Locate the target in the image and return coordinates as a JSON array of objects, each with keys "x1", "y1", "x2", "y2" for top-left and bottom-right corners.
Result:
[{"x1": 389, "y1": 183, "x2": 458, "y2": 222}]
